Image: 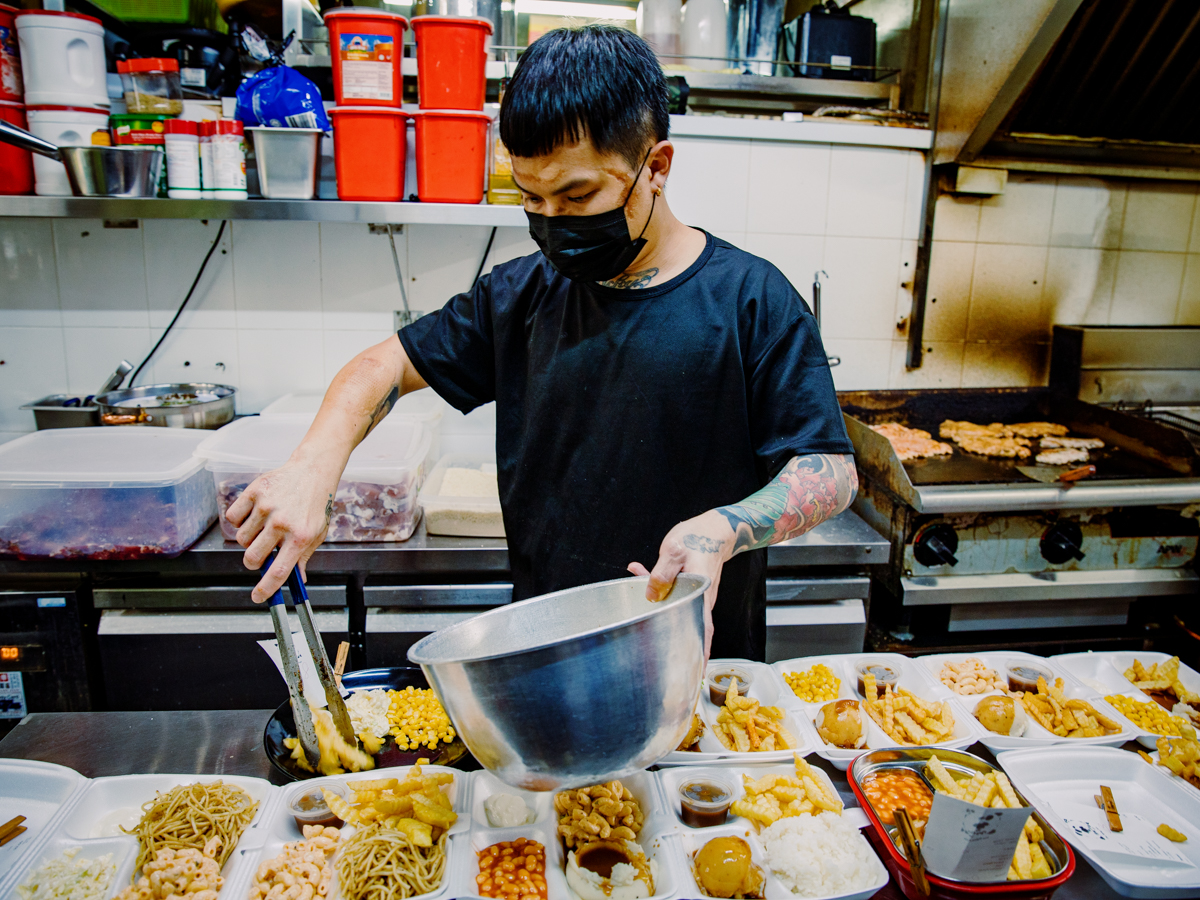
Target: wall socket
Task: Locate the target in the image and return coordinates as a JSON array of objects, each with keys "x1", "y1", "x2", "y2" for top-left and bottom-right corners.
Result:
[{"x1": 395, "y1": 310, "x2": 426, "y2": 329}]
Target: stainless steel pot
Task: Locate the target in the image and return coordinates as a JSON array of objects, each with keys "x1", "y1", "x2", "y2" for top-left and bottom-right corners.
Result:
[
  {"x1": 408, "y1": 574, "x2": 708, "y2": 791},
  {"x1": 95, "y1": 383, "x2": 236, "y2": 429},
  {"x1": 0, "y1": 118, "x2": 163, "y2": 198}
]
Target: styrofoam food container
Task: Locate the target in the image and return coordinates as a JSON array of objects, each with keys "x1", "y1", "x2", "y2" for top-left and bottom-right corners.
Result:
[
  {"x1": 14, "y1": 11, "x2": 108, "y2": 109},
  {"x1": 772, "y1": 653, "x2": 980, "y2": 770},
  {"x1": 419, "y1": 452, "x2": 503, "y2": 537},
  {"x1": 660, "y1": 658, "x2": 814, "y2": 765},
  {"x1": 245, "y1": 126, "x2": 323, "y2": 199},
  {"x1": 998, "y1": 745, "x2": 1200, "y2": 898},
  {"x1": 0, "y1": 428, "x2": 217, "y2": 559},
  {"x1": 0, "y1": 760, "x2": 88, "y2": 898},
  {"x1": 25, "y1": 105, "x2": 109, "y2": 196},
  {"x1": 194, "y1": 414, "x2": 430, "y2": 542}
]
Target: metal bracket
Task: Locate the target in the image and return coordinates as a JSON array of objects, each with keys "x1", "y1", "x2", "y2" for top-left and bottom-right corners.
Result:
[{"x1": 369, "y1": 224, "x2": 404, "y2": 235}]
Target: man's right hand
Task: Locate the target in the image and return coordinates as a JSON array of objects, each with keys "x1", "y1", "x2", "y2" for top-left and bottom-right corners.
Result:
[{"x1": 227, "y1": 455, "x2": 341, "y2": 602}]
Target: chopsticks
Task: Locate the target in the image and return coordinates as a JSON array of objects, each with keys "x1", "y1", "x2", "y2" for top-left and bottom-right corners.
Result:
[
  {"x1": 894, "y1": 807, "x2": 930, "y2": 896},
  {"x1": 0, "y1": 814, "x2": 27, "y2": 846}
]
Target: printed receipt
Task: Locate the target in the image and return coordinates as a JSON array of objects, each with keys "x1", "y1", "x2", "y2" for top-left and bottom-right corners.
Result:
[{"x1": 1058, "y1": 801, "x2": 1193, "y2": 867}]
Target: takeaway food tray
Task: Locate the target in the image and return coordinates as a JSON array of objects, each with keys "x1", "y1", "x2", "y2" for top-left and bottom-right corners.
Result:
[
  {"x1": 0, "y1": 760, "x2": 88, "y2": 898},
  {"x1": 773, "y1": 653, "x2": 980, "y2": 770}
]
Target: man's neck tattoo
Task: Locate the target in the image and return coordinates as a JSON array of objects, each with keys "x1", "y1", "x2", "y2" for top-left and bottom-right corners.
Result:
[{"x1": 600, "y1": 267, "x2": 659, "y2": 289}]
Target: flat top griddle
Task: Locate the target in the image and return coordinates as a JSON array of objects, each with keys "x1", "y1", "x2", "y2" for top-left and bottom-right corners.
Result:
[{"x1": 839, "y1": 388, "x2": 1197, "y2": 487}]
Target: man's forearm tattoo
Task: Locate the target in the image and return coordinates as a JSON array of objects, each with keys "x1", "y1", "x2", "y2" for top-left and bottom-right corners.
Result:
[
  {"x1": 365, "y1": 385, "x2": 399, "y2": 436},
  {"x1": 683, "y1": 534, "x2": 724, "y2": 554},
  {"x1": 324, "y1": 493, "x2": 334, "y2": 527},
  {"x1": 718, "y1": 454, "x2": 857, "y2": 555}
]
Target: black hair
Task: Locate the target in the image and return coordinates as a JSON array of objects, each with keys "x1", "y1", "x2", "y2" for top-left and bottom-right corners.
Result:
[{"x1": 499, "y1": 25, "x2": 670, "y2": 171}]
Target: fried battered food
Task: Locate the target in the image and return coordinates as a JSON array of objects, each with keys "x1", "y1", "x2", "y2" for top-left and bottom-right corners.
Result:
[
  {"x1": 939, "y1": 658, "x2": 1007, "y2": 695},
  {"x1": 1158, "y1": 823, "x2": 1188, "y2": 843},
  {"x1": 1035, "y1": 448, "x2": 1089, "y2": 466},
  {"x1": 677, "y1": 714, "x2": 705, "y2": 752},
  {"x1": 320, "y1": 762, "x2": 456, "y2": 846},
  {"x1": 870, "y1": 423, "x2": 953, "y2": 461},
  {"x1": 814, "y1": 699, "x2": 864, "y2": 749},
  {"x1": 285, "y1": 705, "x2": 375, "y2": 776},
  {"x1": 248, "y1": 826, "x2": 340, "y2": 900},
  {"x1": 1140, "y1": 735, "x2": 1200, "y2": 789},
  {"x1": 1040, "y1": 436, "x2": 1104, "y2": 450},
  {"x1": 1124, "y1": 657, "x2": 1200, "y2": 711},
  {"x1": 1008, "y1": 422, "x2": 1070, "y2": 438},
  {"x1": 923, "y1": 758, "x2": 1050, "y2": 881},
  {"x1": 713, "y1": 677, "x2": 797, "y2": 753},
  {"x1": 554, "y1": 781, "x2": 645, "y2": 849},
  {"x1": 861, "y1": 676, "x2": 955, "y2": 746},
  {"x1": 730, "y1": 753, "x2": 842, "y2": 828},
  {"x1": 1020, "y1": 676, "x2": 1122, "y2": 738}
]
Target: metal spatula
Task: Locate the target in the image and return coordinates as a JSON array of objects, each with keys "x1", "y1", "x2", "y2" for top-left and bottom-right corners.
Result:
[{"x1": 1016, "y1": 463, "x2": 1095, "y2": 487}]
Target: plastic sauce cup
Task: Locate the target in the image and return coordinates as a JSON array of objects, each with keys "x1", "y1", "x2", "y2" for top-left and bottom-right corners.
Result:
[
  {"x1": 678, "y1": 777, "x2": 734, "y2": 828},
  {"x1": 707, "y1": 665, "x2": 753, "y2": 705},
  {"x1": 289, "y1": 783, "x2": 346, "y2": 830}
]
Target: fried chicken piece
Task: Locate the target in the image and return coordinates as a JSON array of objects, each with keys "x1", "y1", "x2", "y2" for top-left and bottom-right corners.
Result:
[
  {"x1": 1035, "y1": 447, "x2": 1089, "y2": 466},
  {"x1": 1040, "y1": 436, "x2": 1104, "y2": 450},
  {"x1": 676, "y1": 713, "x2": 705, "y2": 751},
  {"x1": 939, "y1": 420, "x2": 1032, "y2": 458},
  {"x1": 871, "y1": 423, "x2": 954, "y2": 461},
  {"x1": 1009, "y1": 422, "x2": 1070, "y2": 438}
]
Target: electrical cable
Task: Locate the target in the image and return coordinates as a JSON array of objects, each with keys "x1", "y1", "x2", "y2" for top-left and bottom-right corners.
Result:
[
  {"x1": 472, "y1": 226, "x2": 497, "y2": 289},
  {"x1": 129, "y1": 220, "x2": 228, "y2": 387}
]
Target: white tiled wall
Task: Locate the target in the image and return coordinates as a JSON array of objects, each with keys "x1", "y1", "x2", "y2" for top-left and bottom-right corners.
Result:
[{"x1": 4, "y1": 138, "x2": 1199, "y2": 445}]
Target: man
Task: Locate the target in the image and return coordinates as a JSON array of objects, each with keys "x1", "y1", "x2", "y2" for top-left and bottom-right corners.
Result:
[{"x1": 229, "y1": 25, "x2": 857, "y2": 660}]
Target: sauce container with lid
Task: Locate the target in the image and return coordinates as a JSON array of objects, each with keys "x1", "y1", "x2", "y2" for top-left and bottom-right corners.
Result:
[
  {"x1": 1007, "y1": 663, "x2": 1054, "y2": 695},
  {"x1": 706, "y1": 664, "x2": 752, "y2": 705},
  {"x1": 677, "y1": 776, "x2": 734, "y2": 828},
  {"x1": 289, "y1": 782, "x2": 346, "y2": 830},
  {"x1": 856, "y1": 660, "x2": 900, "y2": 698},
  {"x1": 117, "y1": 58, "x2": 183, "y2": 115}
]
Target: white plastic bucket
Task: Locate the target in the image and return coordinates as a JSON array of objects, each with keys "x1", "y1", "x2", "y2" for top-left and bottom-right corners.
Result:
[
  {"x1": 26, "y1": 105, "x2": 110, "y2": 195},
  {"x1": 15, "y1": 11, "x2": 109, "y2": 109}
]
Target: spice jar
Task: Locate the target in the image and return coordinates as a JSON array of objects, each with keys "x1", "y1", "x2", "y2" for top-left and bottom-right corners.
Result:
[
  {"x1": 117, "y1": 58, "x2": 183, "y2": 115},
  {"x1": 209, "y1": 119, "x2": 247, "y2": 199},
  {"x1": 198, "y1": 119, "x2": 214, "y2": 198},
  {"x1": 163, "y1": 117, "x2": 200, "y2": 198}
]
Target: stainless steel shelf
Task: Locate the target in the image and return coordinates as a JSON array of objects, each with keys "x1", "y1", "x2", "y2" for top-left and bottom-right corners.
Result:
[{"x1": 0, "y1": 195, "x2": 529, "y2": 226}]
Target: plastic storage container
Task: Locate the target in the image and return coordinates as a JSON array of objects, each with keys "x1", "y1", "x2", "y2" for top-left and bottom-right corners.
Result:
[
  {"x1": 116, "y1": 57, "x2": 183, "y2": 114},
  {"x1": 0, "y1": 100, "x2": 33, "y2": 194},
  {"x1": 14, "y1": 11, "x2": 108, "y2": 109},
  {"x1": 25, "y1": 105, "x2": 109, "y2": 195},
  {"x1": 194, "y1": 414, "x2": 431, "y2": 542},
  {"x1": 412, "y1": 110, "x2": 490, "y2": 203},
  {"x1": 0, "y1": 4, "x2": 23, "y2": 102},
  {"x1": 324, "y1": 8, "x2": 406, "y2": 107},
  {"x1": 246, "y1": 126, "x2": 323, "y2": 199},
  {"x1": 419, "y1": 453, "x2": 503, "y2": 537},
  {"x1": 330, "y1": 106, "x2": 408, "y2": 200},
  {"x1": 412, "y1": 16, "x2": 491, "y2": 110},
  {"x1": 0, "y1": 428, "x2": 217, "y2": 560}
]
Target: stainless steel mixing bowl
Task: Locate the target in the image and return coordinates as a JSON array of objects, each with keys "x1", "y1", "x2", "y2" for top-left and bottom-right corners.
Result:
[
  {"x1": 408, "y1": 574, "x2": 708, "y2": 791},
  {"x1": 0, "y1": 118, "x2": 163, "y2": 198}
]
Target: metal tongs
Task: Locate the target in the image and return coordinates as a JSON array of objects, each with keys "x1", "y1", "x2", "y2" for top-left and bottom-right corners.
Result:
[{"x1": 260, "y1": 552, "x2": 355, "y2": 768}]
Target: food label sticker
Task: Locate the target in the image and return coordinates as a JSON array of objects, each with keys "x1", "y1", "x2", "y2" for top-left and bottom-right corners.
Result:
[
  {"x1": 1058, "y1": 800, "x2": 1193, "y2": 867},
  {"x1": 338, "y1": 33, "x2": 394, "y2": 101},
  {"x1": 921, "y1": 791, "x2": 1031, "y2": 882},
  {"x1": 0, "y1": 671, "x2": 26, "y2": 719}
]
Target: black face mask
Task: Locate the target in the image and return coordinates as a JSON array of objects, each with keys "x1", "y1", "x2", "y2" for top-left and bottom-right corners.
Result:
[{"x1": 525, "y1": 150, "x2": 657, "y2": 283}]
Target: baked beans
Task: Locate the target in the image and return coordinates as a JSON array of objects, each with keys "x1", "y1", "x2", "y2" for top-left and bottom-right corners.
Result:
[
  {"x1": 476, "y1": 838, "x2": 548, "y2": 900},
  {"x1": 861, "y1": 770, "x2": 933, "y2": 826}
]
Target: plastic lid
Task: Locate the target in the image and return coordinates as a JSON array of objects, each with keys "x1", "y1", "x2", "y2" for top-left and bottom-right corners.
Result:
[
  {"x1": 330, "y1": 106, "x2": 410, "y2": 118},
  {"x1": 411, "y1": 110, "x2": 493, "y2": 122},
  {"x1": 14, "y1": 9, "x2": 102, "y2": 24},
  {"x1": 244, "y1": 126, "x2": 325, "y2": 134},
  {"x1": 411, "y1": 14, "x2": 493, "y2": 33},
  {"x1": 0, "y1": 428, "x2": 210, "y2": 486},
  {"x1": 110, "y1": 112, "x2": 172, "y2": 122},
  {"x1": 261, "y1": 391, "x2": 443, "y2": 421},
  {"x1": 194, "y1": 414, "x2": 431, "y2": 483},
  {"x1": 25, "y1": 105, "x2": 110, "y2": 114},
  {"x1": 164, "y1": 118, "x2": 199, "y2": 135},
  {"x1": 123, "y1": 57, "x2": 179, "y2": 73},
  {"x1": 215, "y1": 119, "x2": 243, "y2": 135},
  {"x1": 324, "y1": 7, "x2": 407, "y2": 21},
  {"x1": 0, "y1": 99, "x2": 24, "y2": 110}
]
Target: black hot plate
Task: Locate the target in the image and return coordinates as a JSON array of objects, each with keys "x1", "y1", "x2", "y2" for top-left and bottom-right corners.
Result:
[{"x1": 263, "y1": 666, "x2": 476, "y2": 781}]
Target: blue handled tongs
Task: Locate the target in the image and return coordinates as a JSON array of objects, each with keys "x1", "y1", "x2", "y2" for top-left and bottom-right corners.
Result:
[{"x1": 260, "y1": 553, "x2": 356, "y2": 768}]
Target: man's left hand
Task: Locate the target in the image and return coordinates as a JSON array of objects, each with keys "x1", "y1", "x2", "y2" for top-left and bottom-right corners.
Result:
[{"x1": 628, "y1": 509, "x2": 731, "y2": 660}]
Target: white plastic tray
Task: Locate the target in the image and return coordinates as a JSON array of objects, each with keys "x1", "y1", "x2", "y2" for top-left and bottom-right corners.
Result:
[
  {"x1": 998, "y1": 746, "x2": 1200, "y2": 899},
  {"x1": 231, "y1": 766, "x2": 467, "y2": 900},
  {"x1": 772, "y1": 653, "x2": 979, "y2": 769},
  {"x1": 659, "y1": 659, "x2": 814, "y2": 765},
  {"x1": 1053, "y1": 651, "x2": 1200, "y2": 748},
  {"x1": 0, "y1": 760, "x2": 88, "y2": 898},
  {"x1": 3, "y1": 774, "x2": 275, "y2": 900},
  {"x1": 918, "y1": 651, "x2": 1135, "y2": 753}
]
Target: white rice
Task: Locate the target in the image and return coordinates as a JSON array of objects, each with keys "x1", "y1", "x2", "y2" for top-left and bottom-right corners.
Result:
[{"x1": 760, "y1": 813, "x2": 882, "y2": 897}]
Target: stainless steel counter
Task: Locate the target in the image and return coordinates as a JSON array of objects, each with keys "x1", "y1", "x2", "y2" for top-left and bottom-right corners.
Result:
[
  {"x1": 0, "y1": 711, "x2": 1124, "y2": 899},
  {"x1": 0, "y1": 510, "x2": 889, "y2": 578}
]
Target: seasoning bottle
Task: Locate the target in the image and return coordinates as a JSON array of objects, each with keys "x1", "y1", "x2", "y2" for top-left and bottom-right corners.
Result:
[
  {"x1": 198, "y1": 120, "x2": 215, "y2": 198},
  {"x1": 210, "y1": 119, "x2": 247, "y2": 199},
  {"x1": 163, "y1": 118, "x2": 201, "y2": 199}
]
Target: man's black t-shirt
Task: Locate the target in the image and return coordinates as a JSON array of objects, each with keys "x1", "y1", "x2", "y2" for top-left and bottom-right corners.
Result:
[{"x1": 398, "y1": 232, "x2": 852, "y2": 660}]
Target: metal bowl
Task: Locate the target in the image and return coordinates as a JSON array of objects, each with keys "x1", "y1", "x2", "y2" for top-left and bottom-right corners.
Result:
[
  {"x1": 60, "y1": 146, "x2": 164, "y2": 198},
  {"x1": 407, "y1": 574, "x2": 708, "y2": 791},
  {"x1": 95, "y1": 383, "x2": 236, "y2": 428}
]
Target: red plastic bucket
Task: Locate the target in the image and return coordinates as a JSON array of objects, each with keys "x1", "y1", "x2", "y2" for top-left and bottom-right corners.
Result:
[
  {"x1": 0, "y1": 4, "x2": 22, "y2": 103},
  {"x1": 412, "y1": 16, "x2": 492, "y2": 111},
  {"x1": 412, "y1": 110, "x2": 490, "y2": 203},
  {"x1": 0, "y1": 100, "x2": 34, "y2": 194},
  {"x1": 331, "y1": 106, "x2": 408, "y2": 201},
  {"x1": 324, "y1": 9, "x2": 407, "y2": 107}
]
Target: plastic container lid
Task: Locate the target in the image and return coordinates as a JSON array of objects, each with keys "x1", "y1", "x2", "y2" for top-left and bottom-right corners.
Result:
[
  {"x1": 260, "y1": 391, "x2": 443, "y2": 422},
  {"x1": 199, "y1": 120, "x2": 216, "y2": 137},
  {"x1": 195, "y1": 414, "x2": 431, "y2": 484},
  {"x1": 25, "y1": 105, "x2": 110, "y2": 115},
  {"x1": 164, "y1": 118, "x2": 199, "y2": 135},
  {"x1": 118, "y1": 58, "x2": 180, "y2": 74},
  {"x1": 324, "y1": 8, "x2": 408, "y2": 21},
  {"x1": 418, "y1": 453, "x2": 502, "y2": 516},
  {"x1": 14, "y1": 9, "x2": 103, "y2": 24},
  {"x1": 0, "y1": 428, "x2": 211, "y2": 487},
  {"x1": 330, "y1": 106, "x2": 410, "y2": 118},
  {"x1": 410, "y1": 14, "x2": 493, "y2": 32},
  {"x1": 214, "y1": 119, "x2": 243, "y2": 135}
]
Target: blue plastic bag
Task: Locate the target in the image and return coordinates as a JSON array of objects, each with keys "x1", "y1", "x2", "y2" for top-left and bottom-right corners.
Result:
[{"x1": 236, "y1": 65, "x2": 330, "y2": 131}]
